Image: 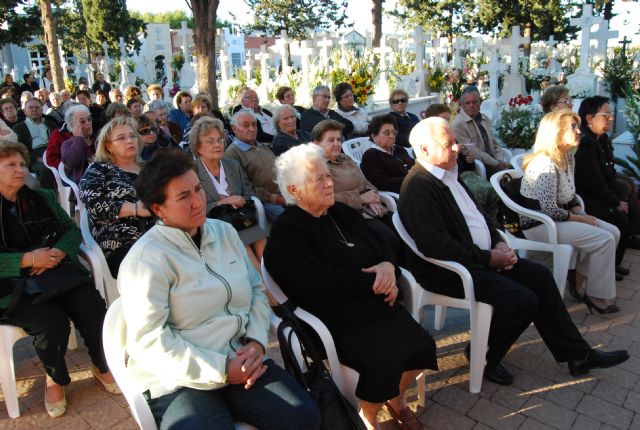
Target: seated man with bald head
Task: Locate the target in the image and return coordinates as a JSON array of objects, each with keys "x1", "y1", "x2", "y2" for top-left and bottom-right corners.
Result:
[
  {"x1": 398, "y1": 117, "x2": 628, "y2": 386},
  {"x1": 225, "y1": 111, "x2": 286, "y2": 222}
]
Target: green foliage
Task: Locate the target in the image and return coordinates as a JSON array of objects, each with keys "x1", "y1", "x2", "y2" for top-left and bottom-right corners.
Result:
[
  {"x1": 496, "y1": 95, "x2": 543, "y2": 149},
  {"x1": 601, "y1": 47, "x2": 634, "y2": 102},
  {"x1": 243, "y1": 0, "x2": 348, "y2": 41},
  {"x1": 81, "y1": 0, "x2": 146, "y2": 59},
  {"x1": 426, "y1": 65, "x2": 445, "y2": 93},
  {"x1": 0, "y1": 1, "x2": 42, "y2": 46},
  {"x1": 387, "y1": 50, "x2": 416, "y2": 88},
  {"x1": 615, "y1": 88, "x2": 640, "y2": 180},
  {"x1": 391, "y1": 1, "x2": 474, "y2": 40},
  {"x1": 171, "y1": 53, "x2": 185, "y2": 72},
  {"x1": 129, "y1": 10, "x2": 193, "y2": 29}
]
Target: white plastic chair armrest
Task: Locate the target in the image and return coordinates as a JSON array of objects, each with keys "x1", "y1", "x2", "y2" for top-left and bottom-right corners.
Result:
[
  {"x1": 251, "y1": 196, "x2": 268, "y2": 232},
  {"x1": 380, "y1": 191, "x2": 399, "y2": 201},
  {"x1": 474, "y1": 160, "x2": 487, "y2": 178},
  {"x1": 379, "y1": 192, "x2": 397, "y2": 212}
]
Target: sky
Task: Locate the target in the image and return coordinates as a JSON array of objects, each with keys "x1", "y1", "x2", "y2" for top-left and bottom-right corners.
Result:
[{"x1": 125, "y1": 0, "x2": 640, "y2": 45}]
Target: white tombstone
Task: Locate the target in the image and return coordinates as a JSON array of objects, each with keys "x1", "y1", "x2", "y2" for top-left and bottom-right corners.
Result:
[
  {"x1": 453, "y1": 37, "x2": 463, "y2": 69},
  {"x1": 86, "y1": 64, "x2": 94, "y2": 87},
  {"x1": 219, "y1": 49, "x2": 229, "y2": 82},
  {"x1": 413, "y1": 27, "x2": 425, "y2": 75},
  {"x1": 374, "y1": 35, "x2": 393, "y2": 99},
  {"x1": 501, "y1": 26, "x2": 529, "y2": 102},
  {"x1": 365, "y1": 31, "x2": 373, "y2": 50},
  {"x1": 279, "y1": 30, "x2": 290, "y2": 74},
  {"x1": 298, "y1": 40, "x2": 314, "y2": 105},
  {"x1": 566, "y1": 4, "x2": 601, "y2": 98},
  {"x1": 592, "y1": 21, "x2": 618, "y2": 67},
  {"x1": 545, "y1": 36, "x2": 561, "y2": 76},
  {"x1": 317, "y1": 35, "x2": 333, "y2": 66},
  {"x1": 481, "y1": 45, "x2": 508, "y2": 121},
  {"x1": 179, "y1": 21, "x2": 196, "y2": 89},
  {"x1": 243, "y1": 57, "x2": 252, "y2": 81},
  {"x1": 255, "y1": 44, "x2": 270, "y2": 101},
  {"x1": 118, "y1": 37, "x2": 128, "y2": 89},
  {"x1": 101, "y1": 42, "x2": 111, "y2": 83}
]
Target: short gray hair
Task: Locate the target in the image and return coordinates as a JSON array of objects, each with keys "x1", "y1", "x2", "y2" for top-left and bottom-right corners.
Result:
[
  {"x1": 275, "y1": 143, "x2": 326, "y2": 204},
  {"x1": 272, "y1": 104, "x2": 296, "y2": 132},
  {"x1": 189, "y1": 116, "x2": 226, "y2": 155},
  {"x1": 64, "y1": 104, "x2": 90, "y2": 128},
  {"x1": 460, "y1": 86, "x2": 480, "y2": 100},
  {"x1": 147, "y1": 99, "x2": 169, "y2": 112},
  {"x1": 230, "y1": 110, "x2": 256, "y2": 127},
  {"x1": 312, "y1": 85, "x2": 330, "y2": 97}
]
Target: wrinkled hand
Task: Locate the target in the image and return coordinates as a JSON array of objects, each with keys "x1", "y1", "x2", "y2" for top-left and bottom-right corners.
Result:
[
  {"x1": 218, "y1": 195, "x2": 246, "y2": 209},
  {"x1": 465, "y1": 153, "x2": 476, "y2": 163},
  {"x1": 489, "y1": 247, "x2": 517, "y2": 271},
  {"x1": 29, "y1": 248, "x2": 65, "y2": 275},
  {"x1": 362, "y1": 261, "x2": 397, "y2": 305},
  {"x1": 226, "y1": 341, "x2": 267, "y2": 389},
  {"x1": 574, "y1": 214, "x2": 598, "y2": 227},
  {"x1": 360, "y1": 190, "x2": 381, "y2": 205},
  {"x1": 365, "y1": 203, "x2": 386, "y2": 217}
]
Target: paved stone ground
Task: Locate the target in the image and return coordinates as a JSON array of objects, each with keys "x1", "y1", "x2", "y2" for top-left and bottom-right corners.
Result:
[{"x1": 1, "y1": 249, "x2": 639, "y2": 429}]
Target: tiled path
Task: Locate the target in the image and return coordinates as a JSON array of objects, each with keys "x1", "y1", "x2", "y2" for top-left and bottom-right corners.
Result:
[{"x1": 1, "y1": 250, "x2": 639, "y2": 429}]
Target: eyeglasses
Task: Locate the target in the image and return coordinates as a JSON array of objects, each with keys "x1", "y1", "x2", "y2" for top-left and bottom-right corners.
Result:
[
  {"x1": 138, "y1": 127, "x2": 157, "y2": 136},
  {"x1": 556, "y1": 98, "x2": 572, "y2": 105},
  {"x1": 462, "y1": 99, "x2": 481, "y2": 106},
  {"x1": 110, "y1": 133, "x2": 137, "y2": 144},
  {"x1": 380, "y1": 130, "x2": 398, "y2": 136},
  {"x1": 341, "y1": 93, "x2": 354, "y2": 99},
  {"x1": 314, "y1": 94, "x2": 331, "y2": 99},
  {"x1": 594, "y1": 112, "x2": 613, "y2": 119},
  {"x1": 203, "y1": 137, "x2": 225, "y2": 145},
  {"x1": 243, "y1": 96, "x2": 259, "y2": 101},
  {"x1": 391, "y1": 98, "x2": 408, "y2": 104}
]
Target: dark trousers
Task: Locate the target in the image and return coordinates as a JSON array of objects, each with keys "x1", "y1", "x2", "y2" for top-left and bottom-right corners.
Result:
[
  {"x1": 467, "y1": 259, "x2": 591, "y2": 365},
  {"x1": 146, "y1": 359, "x2": 321, "y2": 430},
  {"x1": 590, "y1": 207, "x2": 628, "y2": 266},
  {"x1": 3, "y1": 283, "x2": 108, "y2": 385}
]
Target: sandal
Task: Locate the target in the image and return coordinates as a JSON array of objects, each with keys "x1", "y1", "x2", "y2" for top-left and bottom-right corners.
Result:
[
  {"x1": 92, "y1": 369, "x2": 122, "y2": 395},
  {"x1": 45, "y1": 383, "x2": 66, "y2": 418},
  {"x1": 384, "y1": 402, "x2": 425, "y2": 430}
]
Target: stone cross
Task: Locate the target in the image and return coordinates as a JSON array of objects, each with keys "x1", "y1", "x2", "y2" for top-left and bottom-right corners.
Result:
[
  {"x1": 219, "y1": 49, "x2": 229, "y2": 82},
  {"x1": 118, "y1": 37, "x2": 127, "y2": 87},
  {"x1": 365, "y1": 30, "x2": 373, "y2": 50},
  {"x1": 592, "y1": 22, "x2": 618, "y2": 66},
  {"x1": 570, "y1": 4, "x2": 603, "y2": 73},
  {"x1": 86, "y1": 63, "x2": 94, "y2": 87},
  {"x1": 101, "y1": 42, "x2": 111, "y2": 82},
  {"x1": 255, "y1": 44, "x2": 270, "y2": 97},
  {"x1": 374, "y1": 35, "x2": 393, "y2": 99},
  {"x1": 118, "y1": 37, "x2": 127, "y2": 60},
  {"x1": 58, "y1": 38, "x2": 69, "y2": 82},
  {"x1": 279, "y1": 30, "x2": 290, "y2": 74},
  {"x1": 317, "y1": 35, "x2": 333, "y2": 65},
  {"x1": 154, "y1": 26, "x2": 162, "y2": 42},
  {"x1": 481, "y1": 46, "x2": 508, "y2": 101},
  {"x1": 180, "y1": 21, "x2": 191, "y2": 62},
  {"x1": 298, "y1": 40, "x2": 314, "y2": 103},
  {"x1": 453, "y1": 37, "x2": 463, "y2": 69},
  {"x1": 507, "y1": 25, "x2": 530, "y2": 75},
  {"x1": 619, "y1": 36, "x2": 632, "y2": 56},
  {"x1": 413, "y1": 26, "x2": 425, "y2": 74},
  {"x1": 243, "y1": 57, "x2": 252, "y2": 80}
]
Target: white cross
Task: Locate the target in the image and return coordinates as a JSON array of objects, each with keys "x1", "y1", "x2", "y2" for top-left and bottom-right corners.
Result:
[
  {"x1": 255, "y1": 44, "x2": 270, "y2": 81},
  {"x1": 570, "y1": 4, "x2": 603, "y2": 73},
  {"x1": 453, "y1": 37, "x2": 464, "y2": 69},
  {"x1": 180, "y1": 21, "x2": 191, "y2": 61},
  {"x1": 481, "y1": 45, "x2": 508, "y2": 100},
  {"x1": 592, "y1": 22, "x2": 618, "y2": 66},
  {"x1": 413, "y1": 26, "x2": 425, "y2": 73},
  {"x1": 219, "y1": 49, "x2": 229, "y2": 82},
  {"x1": 154, "y1": 26, "x2": 162, "y2": 42},
  {"x1": 317, "y1": 36, "x2": 333, "y2": 65},
  {"x1": 118, "y1": 37, "x2": 127, "y2": 60},
  {"x1": 507, "y1": 25, "x2": 530, "y2": 75}
]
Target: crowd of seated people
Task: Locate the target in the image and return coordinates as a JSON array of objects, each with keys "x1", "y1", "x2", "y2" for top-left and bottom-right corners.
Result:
[{"x1": 3, "y1": 76, "x2": 636, "y2": 429}]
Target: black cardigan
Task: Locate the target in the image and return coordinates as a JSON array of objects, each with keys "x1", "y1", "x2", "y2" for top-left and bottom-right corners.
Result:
[
  {"x1": 574, "y1": 128, "x2": 620, "y2": 216},
  {"x1": 360, "y1": 146, "x2": 415, "y2": 193},
  {"x1": 300, "y1": 108, "x2": 354, "y2": 139},
  {"x1": 398, "y1": 163, "x2": 501, "y2": 297}
]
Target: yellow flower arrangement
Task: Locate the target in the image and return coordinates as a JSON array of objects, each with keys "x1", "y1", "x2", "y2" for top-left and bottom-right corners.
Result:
[{"x1": 347, "y1": 52, "x2": 379, "y2": 106}]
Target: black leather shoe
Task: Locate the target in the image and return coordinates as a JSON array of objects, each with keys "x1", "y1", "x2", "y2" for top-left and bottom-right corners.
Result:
[
  {"x1": 616, "y1": 265, "x2": 630, "y2": 276},
  {"x1": 567, "y1": 269, "x2": 581, "y2": 300},
  {"x1": 568, "y1": 349, "x2": 630, "y2": 377},
  {"x1": 483, "y1": 363, "x2": 514, "y2": 385}
]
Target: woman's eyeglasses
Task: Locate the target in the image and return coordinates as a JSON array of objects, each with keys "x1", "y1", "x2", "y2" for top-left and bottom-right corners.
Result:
[
  {"x1": 138, "y1": 127, "x2": 157, "y2": 136},
  {"x1": 380, "y1": 130, "x2": 398, "y2": 136},
  {"x1": 391, "y1": 98, "x2": 408, "y2": 104},
  {"x1": 203, "y1": 137, "x2": 225, "y2": 145},
  {"x1": 594, "y1": 112, "x2": 613, "y2": 119}
]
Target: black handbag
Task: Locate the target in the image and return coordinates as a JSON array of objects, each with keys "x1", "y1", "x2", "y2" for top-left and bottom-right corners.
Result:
[
  {"x1": 274, "y1": 301, "x2": 367, "y2": 430},
  {"x1": 207, "y1": 200, "x2": 258, "y2": 231},
  {"x1": 24, "y1": 260, "x2": 92, "y2": 304}
]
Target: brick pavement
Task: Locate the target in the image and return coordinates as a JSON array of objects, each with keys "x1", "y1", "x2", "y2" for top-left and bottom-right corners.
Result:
[{"x1": 1, "y1": 250, "x2": 639, "y2": 429}]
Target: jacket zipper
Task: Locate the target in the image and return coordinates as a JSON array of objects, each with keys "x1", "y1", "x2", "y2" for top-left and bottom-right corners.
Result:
[{"x1": 183, "y1": 231, "x2": 242, "y2": 353}]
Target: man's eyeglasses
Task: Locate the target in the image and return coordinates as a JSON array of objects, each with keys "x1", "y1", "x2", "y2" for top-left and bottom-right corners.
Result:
[
  {"x1": 391, "y1": 98, "x2": 408, "y2": 104},
  {"x1": 138, "y1": 127, "x2": 157, "y2": 136}
]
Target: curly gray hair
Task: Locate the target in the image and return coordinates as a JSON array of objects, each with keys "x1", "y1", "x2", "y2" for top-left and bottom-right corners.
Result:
[
  {"x1": 275, "y1": 143, "x2": 327, "y2": 204},
  {"x1": 272, "y1": 104, "x2": 297, "y2": 133}
]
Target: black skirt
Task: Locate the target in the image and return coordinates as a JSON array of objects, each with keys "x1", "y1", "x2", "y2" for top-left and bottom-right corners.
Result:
[{"x1": 330, "y1": 306, "x2": 438, "y2": 403}]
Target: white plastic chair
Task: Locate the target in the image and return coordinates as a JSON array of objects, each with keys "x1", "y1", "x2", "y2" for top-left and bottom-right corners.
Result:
[
  {"x1": 58, "y1": 161, "x2": 85, "y2": 214},
  {"x1": 510, "y1": 152, "x2": 529, "y2": 174},
  {"x1": 42, "y1": 150, "x2": 72, "y2": 216},
  {"x1": 103, "y1": 298, "x2": 255, "y2": 430},
  {"x1": 474, "y1": 160, "x2": 487, "y2": 178},
  {"x1": 489, "y1": 169, "x2": 576, "y2": 297},
  {"x1": 391, "y1": 212, "x2": 493, "y2": 394},
  {"x1": 80, "y1": 209, "x2": 118, "y2": 305},
  {"x1": 342, "y1": 137, "x2": 373, "y2": 166},
  {"x1": 251, "y1": 196, "x2": 268, "y2": 234},
  {"x1": 261, "y1": 261, "x2": 426, "y2": 408}
]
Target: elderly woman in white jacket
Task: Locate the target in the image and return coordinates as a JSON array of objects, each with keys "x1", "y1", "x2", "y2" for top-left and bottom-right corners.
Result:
[
  {"x1": 334, "y1": 82, "x2": 369, "y2": 138},
  {"x1": 118, "y1": 148, "x2": 320, "y2": 430}
]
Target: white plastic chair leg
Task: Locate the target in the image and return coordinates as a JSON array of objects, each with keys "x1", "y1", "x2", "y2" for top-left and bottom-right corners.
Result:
[
  {"x1": 0, "y1": 327, "x2": 28, "y2": 418},
  {"x1": 552, "y1": 244, "x2": 573, "y2": 298},
  {"x1": 433, "y1": 305, "x2": 447, "y2": 331},
  {"x1": 68, "y1": 323, "x2": 78, "y2": 350},
  {"x1": 415, "y1": 372, "x2": 426, "y2": 407},
  {"x1": 468, "y1": 303, "x2": 493, "y2": 394}
]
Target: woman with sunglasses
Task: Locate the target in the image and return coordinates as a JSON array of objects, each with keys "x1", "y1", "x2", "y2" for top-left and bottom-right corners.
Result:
[
  {"x1": 138, "y1": 114, "x2": 173, "y2": 161},
  {"x1": 387, "y1": 89, "x2": 419, "y2": 148},
  {"x1": 575, "y1": 96, "x2": 639, "y2": 283},
  {"x1": 521, "y1": 110, "x2": 620, "y2": 314}
]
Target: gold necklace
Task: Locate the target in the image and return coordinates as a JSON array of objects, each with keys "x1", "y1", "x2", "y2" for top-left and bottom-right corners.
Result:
[{"x1": 328, "y1": 214, "x2": 355, "y2": 247}]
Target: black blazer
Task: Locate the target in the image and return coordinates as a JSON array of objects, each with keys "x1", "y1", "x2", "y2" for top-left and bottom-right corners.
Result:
[
  {"x1": 300, "y1": 108, "x2": 354, "y2": 139},
  {"x1": 398, "y1": 163, "x2": 501, "y2": 297},
  {"x1": 574, "y1": 128, "x2": 620, "y2": 217}
]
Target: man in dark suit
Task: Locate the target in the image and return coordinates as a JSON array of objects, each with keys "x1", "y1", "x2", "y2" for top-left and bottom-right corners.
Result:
[
  {"x1": 398, "y1": 117, "x2": 628, "y2": 386},
  {"x1": 91, "y1": 72, "x2": 112, "y2": 96},
  {"x1": 232, "y1": 88, "x2": 274, "y2": 145},
  {"x1": 300, "y1": 85, "x2": 353, "y2": 139}
]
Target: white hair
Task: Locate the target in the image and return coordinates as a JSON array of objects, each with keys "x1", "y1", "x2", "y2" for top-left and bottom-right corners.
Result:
[
  {"x1": 272, "y1": 104, "x2": 296, "y2": 132},
  {"x1": 64, "y1": 104, "x2": 90, "y2": 128},
  {"x1": 230, "y1": 110, "x2": 256, "y2": 127},
  {"x1": 275, "y1": 143, "x2": 326, "y2": 204},
  {"x1": 408, "y1": 116, "x2": 449, "y2": 157}
]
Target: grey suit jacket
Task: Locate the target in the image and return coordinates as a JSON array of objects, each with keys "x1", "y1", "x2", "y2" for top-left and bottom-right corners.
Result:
[{"x1": 195, "y1": 157, "x2": 257, "y2": 213}]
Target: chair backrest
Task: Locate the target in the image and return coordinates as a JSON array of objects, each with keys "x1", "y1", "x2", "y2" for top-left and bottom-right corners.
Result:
[
  {"x1": 341, "y1": 137, "x2": 373, "y2": 165},
  {"x1": 511, "y1": 152, "x2": 528, "y2": 174},
  {"x1": 58, "y1": 161, "x2": 84, "y2": 213},
  {"x1": 80, "y1": 209, "x2": 119, "y2": 304},
  {"x1": 103, "y1": 298, "x2": 158, "y2": 430},
  {"x1": 42, "y1": 150, "x2": 72, "y2": 214}
]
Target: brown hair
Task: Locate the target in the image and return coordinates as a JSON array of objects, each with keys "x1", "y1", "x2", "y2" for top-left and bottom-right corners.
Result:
[
  {"x1": 540, "y1": 85, "x2": 570, "y2": 113},
  {"x1": 311, "y1": 119, "x2": 344, "y2": 142},
  {"x1": 0, "y1": 141, "x2": 29, "y2": 164},
  {"x1": 424, "y1": 104, "x2": 450, "y2": 118}
]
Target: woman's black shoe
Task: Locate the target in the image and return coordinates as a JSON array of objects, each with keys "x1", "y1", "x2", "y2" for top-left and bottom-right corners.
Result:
[
  {"x1": 616, "y1": 265, "x2": 630, "y2": 276},
  {"x1": 569, "y1": 349, "x2": 629, "y2": 377},
  {"x1": 483, "y1": 363, "x2": 514, "y2": 385},
  {"x1": 583, "y1": 295, "x2": 620, "y2": 314}
]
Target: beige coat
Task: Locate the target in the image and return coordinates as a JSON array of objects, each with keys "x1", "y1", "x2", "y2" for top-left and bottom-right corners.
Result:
[{"x1": 451, "y1": 110, "x2": 507, "y2": 168}]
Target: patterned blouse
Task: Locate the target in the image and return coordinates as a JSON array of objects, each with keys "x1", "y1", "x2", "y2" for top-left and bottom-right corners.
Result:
[
  {"x1": 519, "y1": 153, "x2": 582, "y2": 229},
  {"x1": 79, "y1": 162, "x2": 154, "y2": 259}
]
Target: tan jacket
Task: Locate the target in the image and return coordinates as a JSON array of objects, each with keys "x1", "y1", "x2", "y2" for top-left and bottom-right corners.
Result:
[
  {"x1": 327, "y1": 154, "x2": 377, "y2": 210},
  {"x1": 451, "y1": 110, "x2": 507, "y2": 168}
]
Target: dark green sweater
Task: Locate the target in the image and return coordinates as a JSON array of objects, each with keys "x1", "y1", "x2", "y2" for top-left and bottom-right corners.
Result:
[{"x1": 0, "y1": 189, "x2": 82, "y2": 309}]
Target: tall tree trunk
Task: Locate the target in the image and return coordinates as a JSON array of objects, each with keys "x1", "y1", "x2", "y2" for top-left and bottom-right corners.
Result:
[
  {"x1": 372, "y1": 0, "x2": 384, "y2": 48},
  {"x1": 39, "y1": 0, "x2": 64, "y2": 91},
  {"x1": 190, "y1": 0, "x2": 219, "y2": 108}
]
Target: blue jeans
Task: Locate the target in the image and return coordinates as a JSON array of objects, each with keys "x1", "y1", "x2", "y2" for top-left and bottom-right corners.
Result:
[
  {"x1": 146, "y1": 359, "x2": 320, "y2": 430},
  {"x1": 263, "y1": 203, "x2": 285, "y2": 224}
]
